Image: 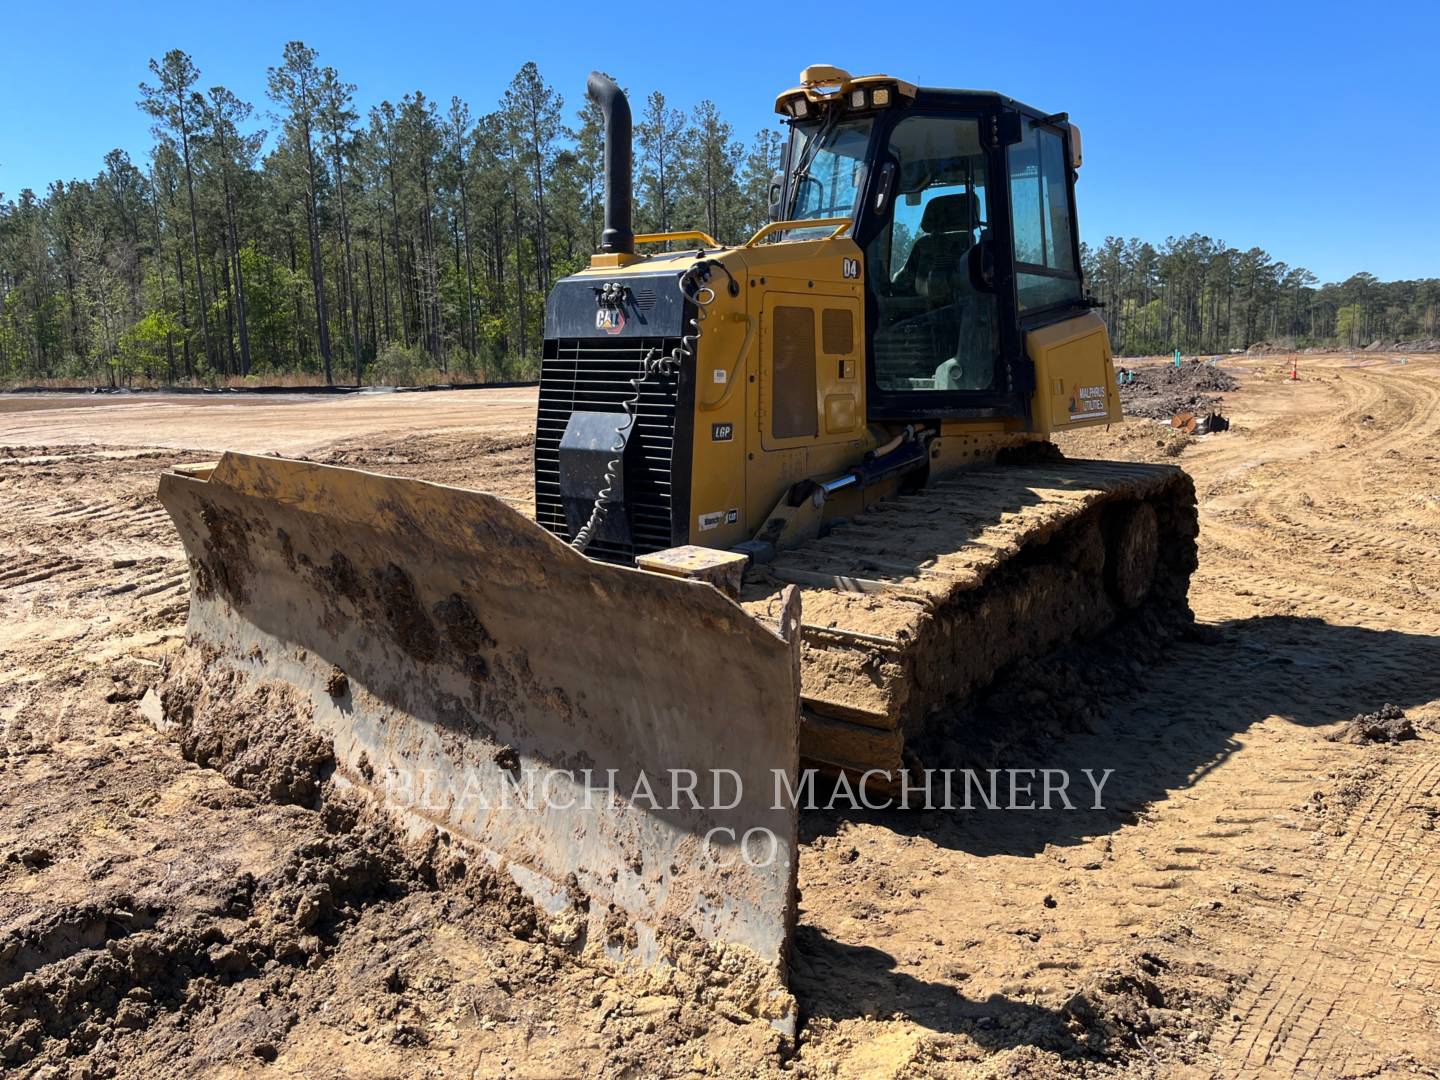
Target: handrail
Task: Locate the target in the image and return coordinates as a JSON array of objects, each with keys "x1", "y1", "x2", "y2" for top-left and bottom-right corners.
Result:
[
  {"x1": 744, "y1": 218, "x2": 853, "y2": 247},
  {"x1": 633, "y1": 229, "x2": 721, "y2": 249}
]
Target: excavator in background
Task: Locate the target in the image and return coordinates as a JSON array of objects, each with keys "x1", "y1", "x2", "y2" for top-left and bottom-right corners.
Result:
[{"x1": 157, "y1": 66, "x2": 1196, "y2": 998}]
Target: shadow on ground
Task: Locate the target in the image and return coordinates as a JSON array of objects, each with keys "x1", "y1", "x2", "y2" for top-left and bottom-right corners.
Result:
[
  {"x1": 790, "y1": 924, "x2": 1096, "y2": 1055},
  {"x1": 791, "y1": 614, "x2": 1440, "y2": 1051},
  {"x1": 801, "y1": 615, "x2": 1440, "y2": 859}
]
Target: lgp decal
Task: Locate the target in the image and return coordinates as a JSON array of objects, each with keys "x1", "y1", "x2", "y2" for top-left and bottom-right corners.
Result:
[
  {"x1": 595, "y1": 308, "x2": 625, "y2": 334},
  {"x1": 711, "y1": 422, "x2": 734, "y2": 442},
  {"x1": 842, "y1": 257, "x2": 861, "y2": 280}
]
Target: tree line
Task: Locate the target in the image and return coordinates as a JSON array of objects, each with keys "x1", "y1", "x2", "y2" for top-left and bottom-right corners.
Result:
[
  {"x1": 0, "y1": 45, "x2": 784, "y2": 386},
  {"x1": 1082, "y1": 235, "x2": 1439, "y2": 355},
  {"x1": 2, "y1": 46, "x2": 1435, "y2": 387}
]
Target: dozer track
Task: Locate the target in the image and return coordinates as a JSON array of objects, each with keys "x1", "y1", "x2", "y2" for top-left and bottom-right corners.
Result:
[{"x1": 738, "y1": 456, "x2": 1198, "y2": 776}]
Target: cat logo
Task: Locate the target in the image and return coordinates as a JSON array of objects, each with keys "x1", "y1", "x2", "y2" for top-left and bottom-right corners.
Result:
[
  {"x1": 595, "y1": 308, "x2": 625, "y2": 334},
  {"x1": 842, "y1": 257, "x2": 861, "y2": 280}
]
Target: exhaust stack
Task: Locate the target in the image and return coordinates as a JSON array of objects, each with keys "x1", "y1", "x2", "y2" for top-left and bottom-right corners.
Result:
[{"x1": 587, "y1": 71, "x2": 634, "y2": 256}]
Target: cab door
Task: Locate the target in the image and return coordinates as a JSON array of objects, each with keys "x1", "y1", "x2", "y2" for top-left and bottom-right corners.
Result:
[{"x1": 857, "y1": 110, "x2": 1026, "y2": 420}]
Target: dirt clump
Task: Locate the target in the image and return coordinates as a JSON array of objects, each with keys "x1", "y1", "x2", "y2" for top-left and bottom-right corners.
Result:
[
  {"x1": 1059, "y1": 944, "x2": 1234, "y2": 1063},
  {"x1": 1118, "y1": 362, "x2": 1238, "y2": 420},
  {"x1": 0, "y1": 814, "x2": 415, "y2": 1073},
  {"x1": 1327, "y1": 703, "x2": 1418, "y2": 744},
  {"x1": 162, "y1": 658, "x2": 335, "y2": 808}
]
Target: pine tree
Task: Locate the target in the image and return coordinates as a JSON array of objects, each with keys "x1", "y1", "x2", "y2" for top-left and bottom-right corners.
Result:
[
  {"x1": 139, "y1": 50, "x2": 215, "y2": 372},
  {"x1": 267, "y1": 41, "x2": 335, "y2": 383},
  {"x1": 636, "y1": 91, "x2": 688, "y2": 234},
  {"x1": 502, "y1": 63, "x2": 563, "y2": 293}
]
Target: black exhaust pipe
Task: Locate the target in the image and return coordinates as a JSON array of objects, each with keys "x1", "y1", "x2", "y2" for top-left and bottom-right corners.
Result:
[{"x1": 586, "y1": 72, "x2": 634, "y2": 256}]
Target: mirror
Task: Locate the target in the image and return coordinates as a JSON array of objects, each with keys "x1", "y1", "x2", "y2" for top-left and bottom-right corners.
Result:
[{"x1": 767, "y1": 172, "x2": 783, "y2": 221}]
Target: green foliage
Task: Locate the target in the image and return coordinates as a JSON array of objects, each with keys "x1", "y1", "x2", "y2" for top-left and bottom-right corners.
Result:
[
  {"x1": 371, "y1": 342, "x2": 426, "y2": 385},
  {"x1": 117, "y1": 309, "x2": 181, "y2": 382},
  {"x1": 236, "y1": 244, "x2": 308, "y2": 373},
  {"x1": 1335, "y1": 304, "x2": 1363, "y2": 347},
  {"x1": 1083, "y1": 234, "x2": 1434, "y2": 356},
  {"x1": 4, "y1": 45, "x2": 1436, "y2": 388}
]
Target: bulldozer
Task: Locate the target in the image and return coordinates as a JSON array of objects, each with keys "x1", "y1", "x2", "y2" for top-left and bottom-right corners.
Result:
[{"x1": 157, "y1": 67, "x2": 1195, "y2": 1002}]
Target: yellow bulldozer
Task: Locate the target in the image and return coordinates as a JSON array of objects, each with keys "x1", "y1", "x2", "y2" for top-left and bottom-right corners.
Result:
[{"x1": 157, "y1": 66, "x2": 1196, "y2": 1004}]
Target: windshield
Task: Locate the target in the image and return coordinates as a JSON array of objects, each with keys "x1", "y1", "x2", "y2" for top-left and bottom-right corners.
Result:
[{"x1": 787, "y1": 116, "x2": 874, "y2": 221}]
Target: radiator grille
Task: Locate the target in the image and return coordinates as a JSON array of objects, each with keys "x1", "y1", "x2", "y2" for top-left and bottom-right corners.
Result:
[{"x1": 535, "y1": 336, "x2": 684, "y2": 563}]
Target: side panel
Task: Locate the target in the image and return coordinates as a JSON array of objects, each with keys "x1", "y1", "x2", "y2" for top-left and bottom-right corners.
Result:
[
  {"x1": 740, "y1": 284, "x2": 873, "y2": 537},
  {"x1": 686, "y1": 237, "x2": 873, "y2": 552},
  {"x1": 1025, "y1": 310, "x2": 1121, "y2": 432},
  {"x1": 687, "y1": 305, "x2": 753, "y2": 550}
]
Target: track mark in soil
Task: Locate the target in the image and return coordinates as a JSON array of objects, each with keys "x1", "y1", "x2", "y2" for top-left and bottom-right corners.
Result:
[{"x1": 1214, "y1": 753, "x2": 1440, "y2": 1076}]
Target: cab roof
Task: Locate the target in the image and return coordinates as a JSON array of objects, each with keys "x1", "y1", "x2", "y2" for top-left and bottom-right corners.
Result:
[{"x1": 775, "y1": 66, "x2": 1060, "y2": 125}]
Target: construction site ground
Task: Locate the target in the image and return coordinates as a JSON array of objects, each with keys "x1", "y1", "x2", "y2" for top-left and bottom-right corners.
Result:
[{"x1": 2, "y1": 352, "x2": 1437, "y2": 1079}]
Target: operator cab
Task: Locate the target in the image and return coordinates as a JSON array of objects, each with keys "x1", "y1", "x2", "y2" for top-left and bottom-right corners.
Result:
[{"x1": 775, "y1": 67, "x2": 1088, "y2": 421}]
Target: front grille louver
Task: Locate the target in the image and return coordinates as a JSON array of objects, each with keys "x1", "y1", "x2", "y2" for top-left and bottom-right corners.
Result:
[{"x1": 535, "y1": 336, "x2": 684, "y2": 564}]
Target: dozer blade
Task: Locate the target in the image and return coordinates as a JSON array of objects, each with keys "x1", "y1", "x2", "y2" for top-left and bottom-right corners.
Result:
[{"x1": 158, "y1": 452, "x2": 801, "y2": 990}]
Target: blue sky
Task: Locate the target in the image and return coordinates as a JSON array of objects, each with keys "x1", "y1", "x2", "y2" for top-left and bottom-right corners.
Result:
[{"x1": 3, "y1": 0, "x2": 1435, "y2": 283}]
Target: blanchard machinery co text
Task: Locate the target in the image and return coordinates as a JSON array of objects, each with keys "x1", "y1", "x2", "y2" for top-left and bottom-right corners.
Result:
[{"x1": 383, "y1": 766, "x2": 1117, "y2": 814}]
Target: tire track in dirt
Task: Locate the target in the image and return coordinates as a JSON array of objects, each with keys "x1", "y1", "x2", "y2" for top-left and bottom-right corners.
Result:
[
  {"x1": 1194, "y1": 363, "x2": 1440, "y2": 626},
  {"x1": 1201, "y1": 572, "x2": 1440, "y2": 634},
  {"x1": 1055, "y1": 358, "x2": 1440, "y2": 1077},
  {"x1": 0, "y1": 556, "x2": 87, "y2": 592},
  {"x1": 1215, "y1": 752, "x2": 1440, "y2": 1076},
  {"x1": 1173, "y1": 360, "x2": 1440, "y2": 1076}
]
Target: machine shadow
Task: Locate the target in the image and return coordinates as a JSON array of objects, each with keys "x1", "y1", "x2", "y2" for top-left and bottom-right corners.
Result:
[
  {"x1": 789, "y1": 614, "x2": 1439, "y2": 1046},
  {"x1": 790, "y1": 923, "x2": 1102, "y2": 1055},
  {"x1": 799, "y1": 614, "x2": 1440, "y2": 858}
]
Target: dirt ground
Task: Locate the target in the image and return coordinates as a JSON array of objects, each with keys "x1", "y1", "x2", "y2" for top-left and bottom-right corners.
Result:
[
  {"x1": 1115, "y1": 362, "x2": 1239, "y2": 421},
  {"x1": 2, "y1": 352, "x2": 1438, "y2": 1079}
]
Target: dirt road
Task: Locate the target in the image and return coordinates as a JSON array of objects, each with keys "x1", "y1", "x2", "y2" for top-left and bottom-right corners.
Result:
[
  {"x1": 2, "y1": 354, "x2": 1437, "y2": 1078},
  {"x1": 0, "y1": 389, "x2": 539, "y2": 458}
]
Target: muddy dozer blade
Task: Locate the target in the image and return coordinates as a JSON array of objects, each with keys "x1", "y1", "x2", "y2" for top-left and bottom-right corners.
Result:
[{"x1": 158, "y1": 452, "x2": 801, "y2": 990}]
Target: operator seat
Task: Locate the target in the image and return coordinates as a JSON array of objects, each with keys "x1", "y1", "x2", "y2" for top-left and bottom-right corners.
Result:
[
  {"x1": 899, "y1": 192, "x2": 978, "y2": 304},
  {"x1": 874, "y1": 190, "x2": 992, "y2": 390}
]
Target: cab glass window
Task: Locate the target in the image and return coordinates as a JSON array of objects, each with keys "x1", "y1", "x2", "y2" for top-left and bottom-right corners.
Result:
[
  {"x1": 788, "y1": 118, "x2": 873, "y2": 221},
  {"x1": 864, "y1": 115, "x2": 1000, "y2": 393},
  {"x1": 1008, "y1": 124, "x2": 1081, "y2": 311}
]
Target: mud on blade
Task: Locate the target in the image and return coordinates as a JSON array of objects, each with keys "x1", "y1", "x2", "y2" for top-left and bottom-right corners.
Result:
[{"x1": 158, "y1": 452, "x2": 801, "y2": 992}]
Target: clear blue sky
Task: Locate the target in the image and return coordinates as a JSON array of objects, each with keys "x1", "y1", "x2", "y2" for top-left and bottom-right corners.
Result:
[{"x1": 3, "y1": 0, "x2": 1435, "y2": 283}]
